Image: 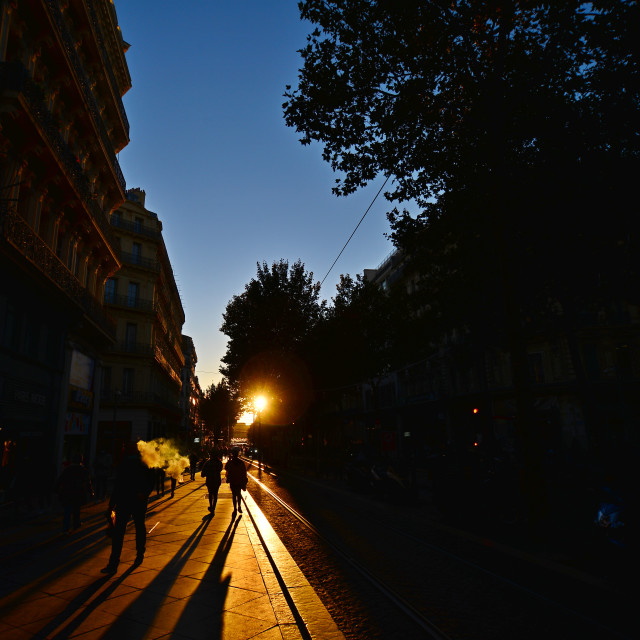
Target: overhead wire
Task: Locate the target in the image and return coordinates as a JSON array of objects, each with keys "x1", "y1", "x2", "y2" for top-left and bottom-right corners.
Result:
[{"x1": 320, "y1": 175, "x2": 390, "y2": 287}]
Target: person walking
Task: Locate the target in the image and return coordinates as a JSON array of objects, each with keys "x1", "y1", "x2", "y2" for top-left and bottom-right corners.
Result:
[
  {"x1": 200, "y1": 450, "x2": 223, "y2": 515},
  {"x1": 188, "y1": 451, "x2": 199, "y2": 481},
  {"x1": 224, "y1": 448, "x2": 247, "y2": 517},
  {"x1": 155, "y1": 466, "x2": 166, "y2": 496},
  {"x1": 55, "y1": 453, "x2": 93, "y2": 532},
  {"x1": 101, "y1": 441, "x2": 155, "y2": 575}
]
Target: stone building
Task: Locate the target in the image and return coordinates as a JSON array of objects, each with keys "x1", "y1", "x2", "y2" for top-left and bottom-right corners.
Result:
[
  {"x1": 180, "y1": 334, "x2": 202, "y2": 445},
  {"x1": 98, "y1": 188, "x2": 184, "y2": 459},
  {"x1": 0, "y1": 0, "x2": 131, "y2": 489}
]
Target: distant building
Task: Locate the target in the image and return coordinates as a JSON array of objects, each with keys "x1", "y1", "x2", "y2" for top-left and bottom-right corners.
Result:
[
  {"x1": 98, "y1": 189, "x2": 185, "y2": 458},
  {"x1": 180, "y1": 334, "x2": 202, "y2": 444},
  {"x1": 0, "y1": 0, "x2": 131, "y2": 483}
]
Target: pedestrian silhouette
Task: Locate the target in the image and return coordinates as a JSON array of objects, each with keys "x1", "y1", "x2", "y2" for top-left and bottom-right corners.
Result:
[
  {"x1": 55, "y1": 453, "x2": 93, "y2": 532},
  {"x1": 189, "y1": 451, "x2": 199, "y2": 481},
  {"x1": 101, "y1": 441, "x2": 155, "y2": 574},
  {"x1": 201, "y1": 450, "x2": 223, "y2": 515},
  {"x1": 155, "y1": 466, "x2": 166, "y2": 496},
  {"x1": 224, "y1": 448, "x2": 247, "y2": 517}
]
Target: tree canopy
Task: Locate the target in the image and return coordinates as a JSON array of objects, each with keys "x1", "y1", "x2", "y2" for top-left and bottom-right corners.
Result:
[
  {"x1": 284, "y1": 1, "x2": 639, "y2": 204},
  {"x1": 200, "y1": 380, "x2": 241, "y2": 441},
  {"x1": 284, "y1": 0, "x2": 640, "y2": 337},
  {"x1": 283, "y1": 1, "x2": 640, "y2": 492},
  {"x1": 219, "y1": 259, "x2": 325, "y2": 424}
]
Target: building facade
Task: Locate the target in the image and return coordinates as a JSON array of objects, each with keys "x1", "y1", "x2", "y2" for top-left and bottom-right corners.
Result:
[
  {"x1": 98, "y1": 188, "x2": 185, "y2": 459},
  {"x1": 0, "y1": 0, "x2": 131, "y2": 491},
  {"x1": 326, "y1": 249, "x2": 640, "y2": 468},
  {"x1": 180, "y1": 334, "x2": 202, "y2": 445}
]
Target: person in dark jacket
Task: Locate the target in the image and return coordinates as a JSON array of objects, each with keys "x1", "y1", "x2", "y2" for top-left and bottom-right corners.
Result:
[
  {"x1": 188, "y1": 451, "x2": 199, "y2": 481},
  {"x1": 201, "y1": 450, "x2": 223, "y2": 515},
  {"x1": 101, "y1": 441, "x2": 155, "y2": 574},
  {"x1": 56, "y1": 453, "x2": 93, "y2": 532},
  {"x1": 224, "y1": 448, "x2": 247, "y2": 516}
]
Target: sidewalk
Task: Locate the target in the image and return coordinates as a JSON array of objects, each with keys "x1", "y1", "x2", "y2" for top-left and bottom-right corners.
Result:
[{"x1": 0, "y1": 478, "x2": 345, "y2": 640}]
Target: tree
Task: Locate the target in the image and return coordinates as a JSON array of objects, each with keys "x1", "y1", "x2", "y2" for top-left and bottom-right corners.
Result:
[
  {"x1": 200, "y1": 381, "x2": 241, "y2": 444},
  {"x1": 284, "y1": 0, "x2": 640, "y2": 520},
  {"x1": 220, "y1": 259, "x2": 325, "y2": 424},
  {"x1": 313, "y1": 273, "x2": 413, "y2": 388}
]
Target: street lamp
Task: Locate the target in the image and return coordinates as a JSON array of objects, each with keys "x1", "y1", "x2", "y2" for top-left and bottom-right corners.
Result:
[{"x1": 254, "y1": 395, "x2": 267, "y2": 474}]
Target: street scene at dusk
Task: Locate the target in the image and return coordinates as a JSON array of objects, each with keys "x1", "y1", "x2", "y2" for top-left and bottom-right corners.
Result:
[{"x1": 0, "y1": 1, "x2": 637, "y2": 639}]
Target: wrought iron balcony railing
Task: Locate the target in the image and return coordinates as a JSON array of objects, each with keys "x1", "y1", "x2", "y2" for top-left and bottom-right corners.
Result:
[
  {"x1": 0, "y1": 62, "x2": 121, "y2": 257},
  {"x1": 155, "y1": 342, "x2": 182, "y2": 385},
  {"x1": 120, "y1": 251, "x2": 159, "y2": 272},
  {"x1": 103, "y1": 293, "x2": 154, "y2": 311},
  {"x1": 85, "y1": 0, "x2": 130, "y2": 136},
  {"x1": 106, "y1": 341, "x2": 154, "y2": 355},
  {"x1": 109, "y1": 215, "x2": 160, "y2": 239},
  {"x1": 44, "y1": 0, "x2": 128, "y2": 185},
  {"x1": 1, "y1": 204, "x2": 116, "y2": 341},
  {"x1": 101, "y1": 390, "x2": 179, "y2": 412}
]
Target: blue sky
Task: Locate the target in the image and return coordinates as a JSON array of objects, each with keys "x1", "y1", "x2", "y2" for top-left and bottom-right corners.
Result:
[{"x1": 115, "y1": 1, "x2": 396, "y2": 393}]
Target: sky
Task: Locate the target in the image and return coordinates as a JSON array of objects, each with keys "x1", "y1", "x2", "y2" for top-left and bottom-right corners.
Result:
[{"x1": 114, "y1": 1, "x2": 396, "y2": 394}]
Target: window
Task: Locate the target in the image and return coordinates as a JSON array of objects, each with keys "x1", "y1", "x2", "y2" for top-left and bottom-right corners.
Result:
[
  {"x1": 134, "y1": 217, "x2": 143, "y2": 233},
  {"x1": 127, "y1": 282, "x2": 139, "y2": 307},
  {"x1": 122, "y1": 368, "x2": 134, "y2": 396},
  {"x1": 125, "y1": 323, "x2": 137, "y2": 350},
  {"x1": 132, "y1": 242, "x2": 142, "y2": 264},
  {"x1": 105, "y1": 278, "x2": 117, "y2": 304}
]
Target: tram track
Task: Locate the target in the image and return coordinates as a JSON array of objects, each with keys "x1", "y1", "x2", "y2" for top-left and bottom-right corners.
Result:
[
  {"x1": 246, "y1": 470, "x2": 452, "y2": 640},
  {"x1": 244, "y1": 460, "x2": 634, "y2": 640}
]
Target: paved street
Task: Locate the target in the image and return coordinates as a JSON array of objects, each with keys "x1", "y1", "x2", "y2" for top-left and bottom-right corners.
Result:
[{"x1": 0, "y1": 478, "x2": 343, "y2": 640}]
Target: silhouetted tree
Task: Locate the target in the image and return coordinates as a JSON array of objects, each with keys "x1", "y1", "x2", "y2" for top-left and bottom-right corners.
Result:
[
  {"x1": 220, "y1": 259, "x2": 326, "y2": 424},
  {"x1": 284, "y1": 1, "x2": 640, "y2": 521},
  {"x1": 200, "y1": 381, "x2": 242, "y2": 444}
]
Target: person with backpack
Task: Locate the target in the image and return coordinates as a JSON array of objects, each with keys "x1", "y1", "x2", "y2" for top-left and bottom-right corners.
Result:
[
  {"x1": 101, "y1": 441, "x2": 155, "y2": 574},
  {"x1": 224, "y1": 448, "x2": 247, "y2": 517},
  {"x1": 200, "y1": 450, "x2": 223, "y2": 515}
]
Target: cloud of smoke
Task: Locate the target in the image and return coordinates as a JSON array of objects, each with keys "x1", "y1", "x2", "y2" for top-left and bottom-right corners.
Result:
[{"x1": 137, "y1": 438, "x2": 189, "y2": 480}]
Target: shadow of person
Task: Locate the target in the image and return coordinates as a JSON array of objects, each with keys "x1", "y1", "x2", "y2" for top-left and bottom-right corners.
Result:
[
  {"x1": 171, "y1": 517, "x2": 241, "y2": 639},
  {"x1": 32, "y1": 566, "x2": 138, "y2": 639}
]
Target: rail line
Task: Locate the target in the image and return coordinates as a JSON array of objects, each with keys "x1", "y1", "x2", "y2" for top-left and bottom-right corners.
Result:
[
  {"x1": 246, "y1": 470, "x2": 452, "y2": 640},
  {"x1": 245, "y1": 462, "x2": 632, "y2": 640}
]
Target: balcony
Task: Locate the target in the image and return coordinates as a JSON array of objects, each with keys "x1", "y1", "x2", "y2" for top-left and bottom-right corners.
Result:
[
  {"x1": 121, "y1": 251, "x2": 159, "y2": 272},
  {"x1": 1, "y1": 204, "x2": 116, "y2": 341},
  {"x1": 101, "y1": 390, "x2": 179, "y2": 412},
  {"x1": 106, "y1": 341, "x2": 154, "y2": 356},
  {"x1": 104, "y1": 293, "x2": 154, "y2": 312},
  {"x1": 44, "y1": 0, "x2": 129, "y2": 174},
  {"x1": 0, "y1": 61, "x2": 121, "y2": 256},
  {"x1": 84, "y1": 0, "x2": 131, "y2": 137},
  {"x1": 110, "y1": 216, "x2": 160, "y2": 240},
  {"x1": 155, "y1": 342, "x2": 182, "y2": 385}
]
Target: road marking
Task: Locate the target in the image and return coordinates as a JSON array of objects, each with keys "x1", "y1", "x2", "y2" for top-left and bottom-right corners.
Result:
[{"x1": 148, "y1": 521, "x2": 160, "y2": 534}]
